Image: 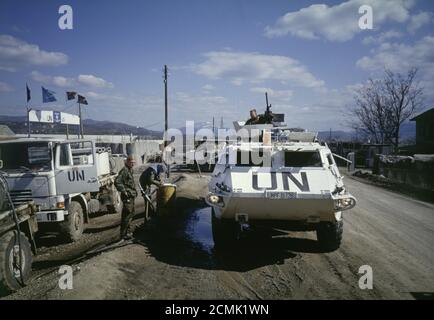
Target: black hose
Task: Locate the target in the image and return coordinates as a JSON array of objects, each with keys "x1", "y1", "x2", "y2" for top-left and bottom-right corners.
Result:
[{"x1": 0, "y1": 174, "x2": 25, "y2": 287}]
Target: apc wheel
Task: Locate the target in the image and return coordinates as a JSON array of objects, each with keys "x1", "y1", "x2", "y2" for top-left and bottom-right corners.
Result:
[
  {"x1": 211, "y1": 208, "x2": 239, "y2": 248},
  {"x1": 0, "y1": 231, "x2": 33, "y2": 295},
  {"x1": 316, "y1": 220, "x2": 343, "y2": 252},
  {"x1": 59, "y1": 201, "x2": 84, "y2": 242}
]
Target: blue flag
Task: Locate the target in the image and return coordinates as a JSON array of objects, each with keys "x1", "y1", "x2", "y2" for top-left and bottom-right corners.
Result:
[
  {"x1": 42, "y1": 86, "x2": 57, "y2": 103},
  {"x1": 26, "y1": 84, "x2": 31, "y2": 102}
]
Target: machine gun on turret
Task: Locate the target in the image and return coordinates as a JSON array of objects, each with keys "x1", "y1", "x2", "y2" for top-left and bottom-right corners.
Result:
[{"x1": 261, "y1": 92, "x2": 284, "y2": 125}]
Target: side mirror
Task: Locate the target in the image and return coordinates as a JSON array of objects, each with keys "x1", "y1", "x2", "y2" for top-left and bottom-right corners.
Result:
[{"x1": 0, "y1": 160, "x2": 3, "y2": 169}]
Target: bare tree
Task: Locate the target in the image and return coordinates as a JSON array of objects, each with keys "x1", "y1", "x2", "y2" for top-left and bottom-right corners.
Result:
[
  {"x1": 351, "y1": 68, "x2": 423, "y2": 151},
  {"x1": 383, "y1": 68, "x2": 423, "y2": 151}
]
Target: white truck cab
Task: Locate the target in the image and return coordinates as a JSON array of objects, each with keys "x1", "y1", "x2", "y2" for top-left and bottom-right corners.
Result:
[{"x1": 0, "y1": 138, "x2": 120, "y2": 241}]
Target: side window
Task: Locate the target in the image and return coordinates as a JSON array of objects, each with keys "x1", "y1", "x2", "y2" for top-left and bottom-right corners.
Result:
[
  {"x1": 59, "y1": 144, "x2": 71, "y2": 166},
  {"x1": 327, "y1": 153, "x2": 335, "y2": 166},
  {"x1": 70, "y1": 141, "x2": 94, "y2": 166}
]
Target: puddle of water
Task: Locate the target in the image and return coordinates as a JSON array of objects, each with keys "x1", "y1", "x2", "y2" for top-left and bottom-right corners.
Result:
[{"x1": 184, "y1": 207, "x2": 214, "y2": 254}]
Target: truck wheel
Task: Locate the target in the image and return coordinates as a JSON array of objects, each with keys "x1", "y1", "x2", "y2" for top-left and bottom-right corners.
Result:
[
  {"x1": 0, "y1": 231, "x2": 33, "y2": 295},
  {"x1": 316, "y1": 220, "x2": 343, "y2": 252},
  {"x1": 211, "y1": 208, "x2": 238, "y2": 248},
  {"x1": 107, "y1": 190, "x2": 121, "y2": 214},
  {"x1": 59, "y1": 201, "x2": 84, "y2": 242}
]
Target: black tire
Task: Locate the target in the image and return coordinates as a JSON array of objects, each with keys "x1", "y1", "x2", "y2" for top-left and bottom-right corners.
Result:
[
  {"x1": 211, "y1": 208, "x2": 239, "y2": 248},
  {"x1": 59, "y1": 201, "x2": 84, "y2": 242},
  {"x1": 0, "y1": 231, "x2": 33, "y2": 295},
  {"x1": 316, "y1": 220, "x2": 343, "y2": 252},
  {"x1": 107, "y1": 190, "x2": 121, "y2": 214}
]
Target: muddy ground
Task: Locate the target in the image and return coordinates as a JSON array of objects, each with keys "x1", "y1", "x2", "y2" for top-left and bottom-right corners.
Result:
[{"x1": 3, "y1": 167, "x2": 434, "y2": 300}]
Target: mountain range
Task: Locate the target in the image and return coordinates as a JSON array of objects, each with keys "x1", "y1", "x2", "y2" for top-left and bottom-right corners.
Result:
[{"x1": 0, "y1": 115, "x2": 415, "y2": 143}]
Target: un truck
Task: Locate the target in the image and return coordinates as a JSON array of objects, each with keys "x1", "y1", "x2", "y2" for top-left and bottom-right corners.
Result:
[
  {"x1": 0, "y1": 173, "x2": 37, "y2": 294},
  {"x1": 0, "y1": 138, "x2": 121, "y2": 242}
]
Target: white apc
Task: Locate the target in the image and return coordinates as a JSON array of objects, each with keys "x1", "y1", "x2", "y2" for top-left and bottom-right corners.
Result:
[{"x1": 206, "y1": 125, "x2": 357, "y2": 251}]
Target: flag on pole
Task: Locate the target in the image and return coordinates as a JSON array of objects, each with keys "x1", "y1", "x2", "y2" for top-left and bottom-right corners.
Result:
[
  {"x1": 42, "y1": 86, "x2": 57, "y2": 103},
  {"x1": 66, "y1": 91, "x2": 77, "y2": 100},
  {"x1": 26, "y1": 84, "x2": 31, "y2": 102},
  {"x1": 77, "y1": 94, "x2": 88, "y2": 105}
]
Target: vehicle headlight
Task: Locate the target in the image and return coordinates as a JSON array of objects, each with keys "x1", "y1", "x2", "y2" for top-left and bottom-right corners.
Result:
[
  {"x1": 334, "y1": 196, "x2": 356, "y2": 211},
  {"x1": 206, "y1": 193, "x2": 225, "y2": 207},
  {"x1": 208, "y1": 195, "x2": 220, "y2": 204}
]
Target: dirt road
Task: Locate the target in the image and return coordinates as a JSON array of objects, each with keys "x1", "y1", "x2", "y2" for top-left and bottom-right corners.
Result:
[{"x1": 4, "y1": 169, "x2": 434, "y2": 300}]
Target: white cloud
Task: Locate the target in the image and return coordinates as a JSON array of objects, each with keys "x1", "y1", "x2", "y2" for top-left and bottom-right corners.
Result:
[
  {"x1": 0, "y1": 81, "x2": 14, "y2": 92},
  {"x1": 250, "y1": 87, "x2": 293, "y2": 102},
  {"x1": 356, "y1": 36, "x2": 434, "y2": 99},
  {"x1": 0, "y1": 34, "x2": 68, "y2": 71},
  {"x1": 202, "y1": 84, "x2": 216, "y2": 92},
  {"x1": 408, "y1": 12, "x2": 433, "y2": 33},
  {"x1": 30, "y1": 71, "x2": 114, "y2": 90},
  {"x1": 31, "y1": 71, "x2": 76, "y2": 88},
  {"x1": 356, "y1": 35, "x2": 434, "y2": 74},
  {"x1": 78, "y1": 74, "x2": 114, "y2": 89},
  {"x1": 189, "y1": 51, "x2": 324, "y2": 88},
  {"x1": 174, "y1": 91, "x2": 227, "y2": 109},
  {"x1": 264, "y1": 0, "x2": 415, "y2": 42},
  {"x1": 362, "y1": 30, "x2": 403, "y2": 45}
]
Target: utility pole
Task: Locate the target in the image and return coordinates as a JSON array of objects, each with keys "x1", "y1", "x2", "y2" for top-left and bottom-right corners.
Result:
[
  {"x1": 164, "y1": 65, "x2": 168, "y2": 147},
  {"x1": 212, "y1": 116, "x2": 215, "y2": 135}
]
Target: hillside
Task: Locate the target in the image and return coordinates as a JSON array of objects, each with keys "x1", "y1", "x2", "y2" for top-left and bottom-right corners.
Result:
[{"x1": 0, "y1": 115, "x2": 163, "y2": 138}]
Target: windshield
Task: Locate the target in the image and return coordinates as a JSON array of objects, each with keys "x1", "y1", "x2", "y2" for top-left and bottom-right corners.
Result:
[
  {"x1": 0, "y1": 142, "x2": 52, "y2": 171},
  {"x1": 284, "y1": 151, "x2": 323, "y2": 167}
]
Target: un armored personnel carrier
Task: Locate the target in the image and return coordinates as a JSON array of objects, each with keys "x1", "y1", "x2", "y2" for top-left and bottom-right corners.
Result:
[{"x1": 206, "y1": 106, "x2": 356, "y2": 251}]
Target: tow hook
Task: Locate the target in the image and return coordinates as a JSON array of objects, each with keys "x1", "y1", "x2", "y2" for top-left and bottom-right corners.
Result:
[{"x1": 236, "y1": 213, "x2": 250, "y2": 232}]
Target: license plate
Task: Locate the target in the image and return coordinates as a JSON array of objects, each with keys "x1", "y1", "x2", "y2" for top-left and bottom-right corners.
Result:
[{"x1": 266, "y1": 191, "x2": 297, "y2": 199}]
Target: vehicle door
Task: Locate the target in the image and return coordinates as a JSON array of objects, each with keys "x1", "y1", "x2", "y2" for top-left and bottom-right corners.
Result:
[{"x1": 55, "y1": 141, "x2": 100, "y2": 194}]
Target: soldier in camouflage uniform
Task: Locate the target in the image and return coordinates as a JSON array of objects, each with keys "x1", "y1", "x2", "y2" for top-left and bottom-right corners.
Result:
[{"x1": 115, "y1": 155, "x2": 138, "y2": 239}]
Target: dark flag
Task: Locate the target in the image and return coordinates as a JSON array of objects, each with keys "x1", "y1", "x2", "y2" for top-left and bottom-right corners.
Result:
[
  {"x1": 66, "y1": 91, "x2": 77, "y2": 100},
  {"x1": 77, "y1": 94, "x2": 88, "y2": 105},
  {"x1": 42, "y1": 86, "x2": 57, "y2": 103},
  {"x1": 26, "y1": 84, "x2": 31, "y2": 102}
]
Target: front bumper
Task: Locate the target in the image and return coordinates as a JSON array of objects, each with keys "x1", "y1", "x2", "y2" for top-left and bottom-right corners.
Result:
[
  {"x1": 206, "y1": 191, "x2": 357, "y2": 222},
  {"x1": 36, "y1": 210, "x2": 66, "y2": 223}
]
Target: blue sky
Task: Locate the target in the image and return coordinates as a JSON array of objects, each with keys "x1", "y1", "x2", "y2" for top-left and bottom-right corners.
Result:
[{"x1": 0, "y1": 0, "x2": 433, "y2": 131}]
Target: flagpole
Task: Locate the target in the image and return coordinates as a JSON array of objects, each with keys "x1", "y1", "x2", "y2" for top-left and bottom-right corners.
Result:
[
  {"x1": 27, "y1": 105, "x2": 30, "y2": 138},
  {"x1": 79, "y1": 101, "x2": 83, "y2": 139},
  {"x1": 26, "y1": 84, "x2": 30, "y2": 138}
]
